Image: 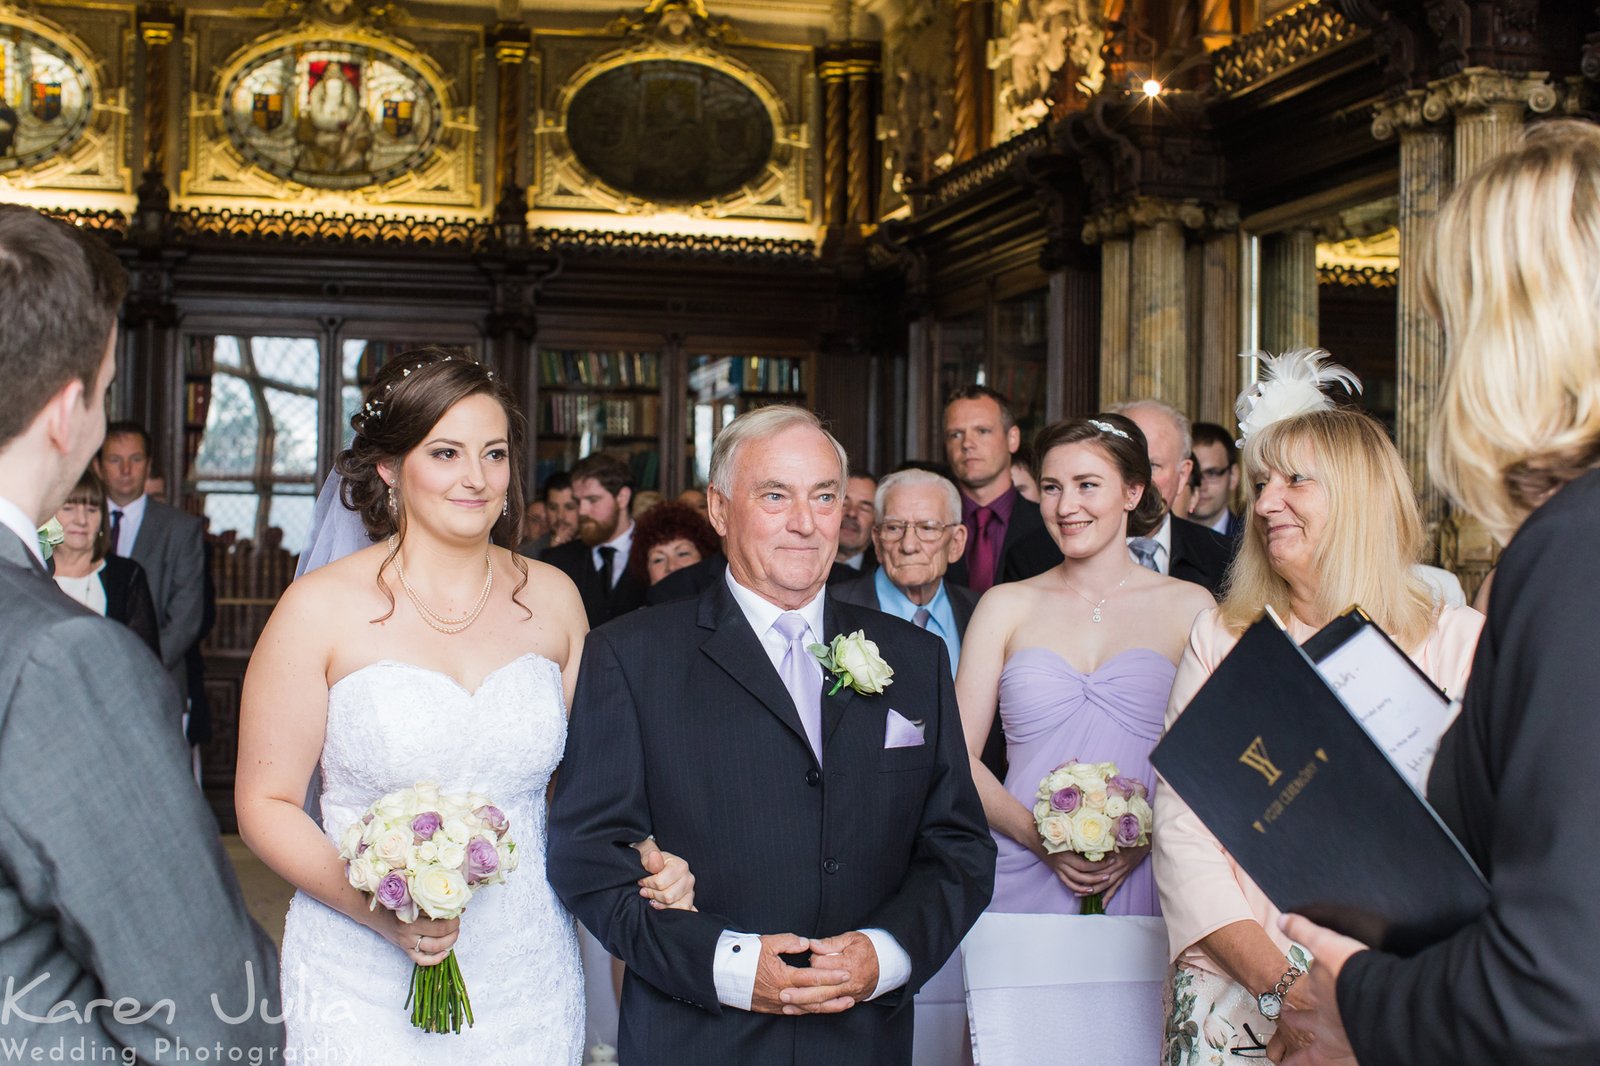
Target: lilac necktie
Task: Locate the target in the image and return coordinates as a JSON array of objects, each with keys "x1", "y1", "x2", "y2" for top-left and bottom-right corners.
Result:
[{"x1": 772, "y1": 612, "x2": 824, "y2": 763}]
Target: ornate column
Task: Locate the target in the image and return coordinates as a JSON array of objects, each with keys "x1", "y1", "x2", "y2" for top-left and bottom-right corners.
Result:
[
  {"x1": 952, "y1": 0, "x2": 981, "y2": 163},
  {"x1": 1086, "y1": 208, "x2": 1132, "y2": 410},
  {"x1": 1373, "y1": 90, "x2": 1451, "y2": 541},
  {"x1": 818, "y1": 59, "x2": 850, "y2": 230},
  {"x1": 491, "y1": 24, "x2": 531, "y2": 225},
  {"x1": 135, "y1": 1, "x2": 178, "y2": 224},
  {"x1": 1128, "y1": 198, "x2": 1208, "y2": 408},
  {"x1": 1427, "y1": 68, "x2": 1560, "y2": 181},
  {"x1": 846, "y1": 58, "x2": 878, "y2": 227},
  {"x1": 1195, "y1": 214, "x2": 1243, "y2": 428},
  {"x1": 1260, "y1": 227, "x2": 1319, "y2": 355}
]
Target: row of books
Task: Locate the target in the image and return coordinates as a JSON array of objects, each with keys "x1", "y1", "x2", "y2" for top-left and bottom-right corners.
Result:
[
  {"x1": 532, "y1": 447, "x2": 661, "y2": 493},
  {"x1": 539, "y1": 349, "x2": 661, "y2": 389},
  {"x1": 688, "y1": 355, "x2": 805, "y2": 399},
  {"x1": 540, "y1": 393, "x2": 661, "y2": 438}
]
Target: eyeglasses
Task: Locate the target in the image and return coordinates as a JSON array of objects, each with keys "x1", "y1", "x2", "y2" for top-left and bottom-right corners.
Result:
[
  {"x1": 876, "y1": 520, "x2": 958, "y2": 543},
  {"x1": 1198, "y1": 466, "x2": 1233, "y2": 483}
]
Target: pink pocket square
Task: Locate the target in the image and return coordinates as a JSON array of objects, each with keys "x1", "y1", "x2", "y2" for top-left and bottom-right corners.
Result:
[{"x1": 884, "y1": 708, "x2": 926, "y2": 749}]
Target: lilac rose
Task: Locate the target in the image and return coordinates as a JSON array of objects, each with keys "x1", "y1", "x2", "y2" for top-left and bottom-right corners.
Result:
[
  {"x1": 1115, "y1": 814, "x2": 1143, "y2": 848},
  {"x1": 474, "y1": 804, "x2": 509, "y2": 838},
  {"x1": 1107, "y1": 775, "x2": 1141, "y2": 800},
  {"x1": 411, "y1": 811, "x2": 443, "y2": 842},
  {"x1": 1050, "y1": 786, "x2": 1082, "y2": 813},
  {"x1": 376, "y1": 871, "x2": 413, "y2": 912},
  {"x1": 465, "y1": 837, "x2": 500, "y2": 884}
]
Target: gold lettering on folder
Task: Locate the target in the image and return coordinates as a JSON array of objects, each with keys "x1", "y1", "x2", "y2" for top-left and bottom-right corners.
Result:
[{"x1": 1239, "y1": 736, "x2": 1283, "y2": 786}]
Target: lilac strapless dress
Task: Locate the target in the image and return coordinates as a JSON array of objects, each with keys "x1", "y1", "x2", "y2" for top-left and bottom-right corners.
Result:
[{"x1": 988, "y1": 646, "x2": 1175, "y2": 917}]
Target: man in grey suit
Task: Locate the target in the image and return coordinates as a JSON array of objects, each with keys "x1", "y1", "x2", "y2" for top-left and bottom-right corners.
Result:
[
  {"x1": 97, "y1": 421, "x2": 205, "y2": 705},
  {"x1": 0, "y1": 205, "x2": 281, "y2": 1060}
]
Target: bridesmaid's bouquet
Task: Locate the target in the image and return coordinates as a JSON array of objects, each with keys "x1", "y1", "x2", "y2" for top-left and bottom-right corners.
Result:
[
  {"x1": 338, "y1": 781, "x2": 519, "y2": 1034},
  {"x1": 1033, "y1": 760, "x2": 1153, "y2": 915}
]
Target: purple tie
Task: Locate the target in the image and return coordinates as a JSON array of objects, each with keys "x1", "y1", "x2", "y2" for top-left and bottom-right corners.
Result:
[{"x1": 773, "y1": 612, "x2": 824, "y2": 763}]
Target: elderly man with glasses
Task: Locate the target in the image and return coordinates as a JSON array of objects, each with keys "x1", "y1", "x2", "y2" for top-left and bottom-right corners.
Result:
[{"x1": 831, "y1": 468, "x2": 975, "y2": 677}]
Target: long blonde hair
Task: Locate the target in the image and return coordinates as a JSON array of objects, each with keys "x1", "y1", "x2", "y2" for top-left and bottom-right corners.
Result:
[
  {"x1": 1427, "y1": 119, "x2": 1600, "y2": 543},
  {"x1": 1221, "y1": 408, "x2": 1436, "y2": 649}
]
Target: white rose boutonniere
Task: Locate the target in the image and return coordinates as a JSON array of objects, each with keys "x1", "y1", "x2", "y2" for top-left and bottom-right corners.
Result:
[
  {"x1": 808, "y1": 630, "x2": 894, "y2": 696},
  {"x1": 37, "y1": 518, "x2": 64, "y2": 561}
]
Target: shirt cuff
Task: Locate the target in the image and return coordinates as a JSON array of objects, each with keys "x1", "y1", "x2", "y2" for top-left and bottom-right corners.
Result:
[
  {"x1": 861, "y1": 928, "x2": 912, "y2": 1000},
  {"x1": 713, "y1": 930, "x2": 763, "y2": 1010}
]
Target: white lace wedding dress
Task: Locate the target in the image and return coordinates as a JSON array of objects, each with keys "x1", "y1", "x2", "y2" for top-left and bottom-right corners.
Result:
[{"x1": 279, "y1": 653, "x2": 584, "y2": 1065}]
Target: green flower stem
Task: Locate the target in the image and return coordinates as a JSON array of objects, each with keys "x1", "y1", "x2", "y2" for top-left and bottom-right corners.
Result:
[
  {"x1": 1080, "y1": 892, "x2": 1105, "y2": 916},
  {"x1": 406, "y1": 951, "x2": 474, "y2": 1034}
]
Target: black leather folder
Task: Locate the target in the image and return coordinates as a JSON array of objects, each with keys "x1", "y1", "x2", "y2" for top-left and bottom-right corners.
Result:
[{"x1": 1150, "y1": 615, "x2": 1489, "y2": 955}]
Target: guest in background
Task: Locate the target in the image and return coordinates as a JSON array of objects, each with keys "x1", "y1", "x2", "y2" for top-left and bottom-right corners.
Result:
[
  {"x1": 96, "y1": 420, "x2": 205, "y2": 709},
  {"x1": 630, "y1": 489, "x2": 664, "y2": 519},
  {"x1": 544, "y1": 471, "x2": 579, "y2": 549},
  {"x1": 541, "y1": 453, "x2": 646, "y2": 628},
  {"x1": 1010, "y1": 445, "x2": 1040, "y2": 503},
  {"x1": 517, "y1": 498, "x2": 550, "y2": 557},
  {"x1": 943, "y1": 386, "x2": 1062, "y2": 594},
  {"x1": 1172, "y1": 452, "x2": 1200, "y2": 519},
  {"x1": 1152, "y1": 403, "x2": 1482, "y2": 1064},
  {"x1": 50, "y1": 468, "x2": 160, "y2": 655},
  {"x1": 1190, "y1": 421, "x2": 1242, "y2": 540},
  {"x1": 828, "y1": 469, "x2": 878, "y2": 583},
  {"x1": 832, "y1": 469, "x2": 973, "y2": 674},
  {"x1": 1112, "y1": 400, "x2": 1235, "y2": 595},
  {"x1": 1273, "y1": 120, "x2": 1600, "y2": 1066},
  {"x1": 628, "y1": 499, "x2": 721, "y2": 588},
  {"x1": 676, "y1": 486, "x2": 708, "y2": 519}
]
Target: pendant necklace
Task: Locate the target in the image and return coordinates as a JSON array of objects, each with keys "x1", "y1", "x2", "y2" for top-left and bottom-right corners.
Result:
[
  {"x1": 1059, "y1": 568, "x2": 1133, "y2": 624},
  {"x1": 389, "y1": 535, "x2": 494, "y2": 635}
]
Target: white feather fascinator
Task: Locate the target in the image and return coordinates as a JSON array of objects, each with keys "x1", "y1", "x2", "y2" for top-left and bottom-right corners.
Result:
[{"x1": 1234, "y1": 348, "x2": 1362, "y2": 443}]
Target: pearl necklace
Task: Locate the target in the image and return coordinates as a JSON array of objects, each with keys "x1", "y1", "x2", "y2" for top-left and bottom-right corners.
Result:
[
  {"x1": 389, "y1": 536, "x2": 493, "y2": 635},
  {"x1": 1059, "y1": 568, "x2": 1133, "y2": 624}
]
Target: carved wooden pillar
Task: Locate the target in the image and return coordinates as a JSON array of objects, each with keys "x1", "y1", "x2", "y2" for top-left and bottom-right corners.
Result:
[
  {"x1": 491, "y1": 25, "x2": 531, "y2": 222},
  {"x1": 1260, "y1": 226, "x2": 1319, "y2": 355},
  {"x1": 819, "y1": 60, "x2": 850, "y2": 229},
  {"x1": 846, "y1": 58, "x2": 877, "y2": 227},
  {"x1": 953, "y1": 0, "x2": 981, "y2": 163},
  {"x1": 136, "y1": 2, "x2": 178, "y2": 221}
]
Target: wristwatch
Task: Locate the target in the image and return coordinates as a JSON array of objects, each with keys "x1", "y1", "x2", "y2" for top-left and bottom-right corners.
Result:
[{"x1": 1256, "y1": 963, "x2": 1305, "y2": 1020}]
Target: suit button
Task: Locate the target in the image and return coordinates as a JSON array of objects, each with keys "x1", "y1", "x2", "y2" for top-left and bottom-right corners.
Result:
[
  {"x1": 806, "y1": 769, "x2": 821, "y2": 786},
  {"x1": 823, "y1": 858, "x2": 840, "y2": 874}
]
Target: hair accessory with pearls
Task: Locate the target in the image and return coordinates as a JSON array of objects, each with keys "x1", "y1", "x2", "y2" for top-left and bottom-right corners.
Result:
[{"x1": 1087, "y1": 418, "x2": 1132, "y2": 441}]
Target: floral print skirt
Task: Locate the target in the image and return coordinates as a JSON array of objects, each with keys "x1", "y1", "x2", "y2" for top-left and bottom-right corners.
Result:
[{"x1": 1162, "y1": 946, "x2": 1311, "y2": 1065}]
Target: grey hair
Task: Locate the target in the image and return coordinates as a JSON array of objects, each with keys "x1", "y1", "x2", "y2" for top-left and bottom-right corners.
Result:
[
  {"x1": 1110, "y1": 398, "x2": 1193, "y2": 457},
  {"x1": 874, "y1": 468, "x2": 961, "y2": 525},
  {"x1": 708, "y1": 405, "x2": 849, "y2": 498}
]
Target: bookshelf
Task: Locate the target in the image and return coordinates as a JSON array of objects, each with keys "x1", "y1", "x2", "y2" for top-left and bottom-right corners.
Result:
[
  {"x1": 684, "y1": 352, "x2": 812, "y2": 488},
  {"x1": 535, "y1": 347, "x2": 665, "y2": 492}
]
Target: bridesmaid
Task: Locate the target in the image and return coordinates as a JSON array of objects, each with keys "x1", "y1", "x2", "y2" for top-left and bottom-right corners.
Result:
[{"x1": 957, "y1": 414, "x2": 1214, "y2": 915}]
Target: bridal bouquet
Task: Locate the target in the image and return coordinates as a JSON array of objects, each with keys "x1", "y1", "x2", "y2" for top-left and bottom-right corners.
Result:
[
  {"x1": 1033, "y1": 760, "x2": 1153, "y2": 915},
  {"x1": 338, "y1": 782, "x2": 519, "y2": 1034}
]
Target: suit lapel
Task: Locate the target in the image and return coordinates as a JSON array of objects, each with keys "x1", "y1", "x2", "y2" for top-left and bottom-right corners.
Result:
[
  {"x1": 0, "y1": 526, "x2": 48, "y2": 580},
  {"x1": 820, "y1": 596, "x2": 858, "y2": 745},
  {"x1": 696, "y1": 582, "x2": 814, "y2": 755}
]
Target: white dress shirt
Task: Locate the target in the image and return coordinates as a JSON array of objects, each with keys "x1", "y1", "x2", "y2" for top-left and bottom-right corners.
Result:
[
  {"x1": 0, "y1": 495, "x2": 44, "y2": 566},
  {"x1": 109, "y1": 493, "x2": 148, "y2": 556},
  {"x1": 711, "y1": 568, "x2": 913, "y2": 1010},
  {"x1": 1128, "y1": 513, "x2": 1173, "y2": 575},
  {"x1": 589, "y1": 523, "x2": 634, "y2": 589}
]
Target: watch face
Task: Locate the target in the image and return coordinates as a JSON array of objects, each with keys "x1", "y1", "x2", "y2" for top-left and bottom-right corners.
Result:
[{"x1": 1257, "y1": 992, "x2": 1282, "y2": 1020}]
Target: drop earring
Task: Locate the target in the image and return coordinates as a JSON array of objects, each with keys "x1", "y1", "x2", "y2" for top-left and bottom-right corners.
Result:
[
  {"x1": 502, "y1": 496, "x2": 509, "y2": 517},
  {"x1": 388, "y1": 485, "x2": 397, "y2": 516}
]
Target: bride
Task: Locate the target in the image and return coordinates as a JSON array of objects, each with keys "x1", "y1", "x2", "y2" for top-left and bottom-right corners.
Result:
[{"x1": 236, "y1": 351, "x2": 693, "y2": 1063}]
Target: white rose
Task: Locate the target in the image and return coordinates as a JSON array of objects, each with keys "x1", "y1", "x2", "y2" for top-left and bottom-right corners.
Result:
[
  {"x1": 1128, "y1": 795, "x2": 1154, "y2": 829},
  {"x1": 411, "y1": 864, "x2": 471, "y2": 919},
  {"x1": 831, "y1": 632, "x2": 894, "y2": 694},
  {"x1": 1104, "y1": 795, "x2": 1129, "y2": 818},
  {"x1": 1069, "y1": 764, "x2": 1105, "y2": 792},
  {"x1": 1068, "y1": 811, "x2": 1115, "y2": 861},
  {"x1": 436, "y1": 794, "x2": 471, "y2": 819},
  {"x1": 435, "y1": 840, "x2": 467, "y2": 871},
  {"x1": 440, "y1": 817, "x2": 474, "y2": 846},
  {"x1": 375, "y1": 793, "x2": 411, "y2": 822},
  {"x1": 347, "y1": 852, "x2": 388, "y2": 895},
  {"x1": 1038, "y1": 812, "x2": 1073, "y2": 853},
  {"x1": 413, "y1": 782, "x2": 441, "y2": 805},
  {"x1": 410, "y1": 840, "x2": 440, "y2": 866},
  {"x1": 496, "y1": 839, "x2": 519, "y2": 875},
  {"x1": 373, "y1": 827, "x2": 412, "y2": 867},
  {"x1": 1084, "y1": 789, "x2": 1109, "y2": 811},
  {"x1": 337, "y1": 821, "x2": 365, "y2": 861}
]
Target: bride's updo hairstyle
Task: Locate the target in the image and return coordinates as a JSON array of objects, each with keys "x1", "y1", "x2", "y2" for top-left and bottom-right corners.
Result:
[
  {"x1": 1031, "y1": 413, "x2": 1165, "y2": 538},
  {"x1": 336, "y1": 347, "x2": 530, "y2": 617}
]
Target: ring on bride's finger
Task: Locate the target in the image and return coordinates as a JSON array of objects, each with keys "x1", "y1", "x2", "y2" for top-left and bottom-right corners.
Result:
[{"x1": 415, "y1": 935, "x2": 424, "y2": 952}]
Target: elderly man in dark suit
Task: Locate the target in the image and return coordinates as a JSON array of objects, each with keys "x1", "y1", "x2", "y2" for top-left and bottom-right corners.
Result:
[
  {"x1": 0, "y1": 205, "x2": 280, "y2": 1061},
  {"x1": 549, "y1": 405, "x2": 995, "y2": 1066},
  {"x1": 97, "y1": 421, "x2": 205, "y2": 706}
]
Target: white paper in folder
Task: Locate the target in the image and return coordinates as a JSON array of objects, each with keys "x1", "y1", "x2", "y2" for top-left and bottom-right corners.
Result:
[{"x1": 1312, "y1": 623, "x2": 1460, "y2": 792}]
